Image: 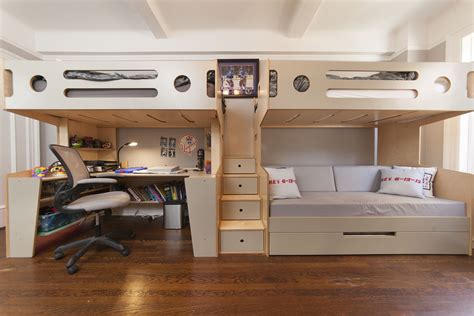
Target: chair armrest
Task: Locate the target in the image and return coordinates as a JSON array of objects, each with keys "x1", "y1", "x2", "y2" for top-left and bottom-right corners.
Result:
[{"x1": 76, "y1": 178, "x2": 117, "y2": 185}]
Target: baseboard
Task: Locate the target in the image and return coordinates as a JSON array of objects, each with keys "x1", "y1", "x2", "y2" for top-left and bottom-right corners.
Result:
[{"x1": 0, "y1": 206, "x2": 5, "y2": 228}]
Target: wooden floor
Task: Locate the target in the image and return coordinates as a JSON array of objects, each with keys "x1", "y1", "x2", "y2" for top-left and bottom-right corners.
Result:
[{"x1": 1, "y1": 217, "x2": 474, "y2": 315}]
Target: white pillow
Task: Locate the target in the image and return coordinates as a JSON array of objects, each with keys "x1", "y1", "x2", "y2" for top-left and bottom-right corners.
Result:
[
  {"x1": 264, "y1": 167, "x2": 301, "y2": 200},
  {"x1": 378, "y1": 169, "x2": 425, "y2": 199},
  {"x1": 394, "y1": 166, "x2": 437, "y2": 198}
]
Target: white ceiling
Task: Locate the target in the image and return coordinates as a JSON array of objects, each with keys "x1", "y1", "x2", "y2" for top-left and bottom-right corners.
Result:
[
  {"x1": 0, "y1": 0, "x2": 471, "y2": 60},
  {"x1": 308, "y1": 0, "x2": 454, "y2": 32},
  {"x1": 1, "y1": 0, "x2": 150, "y2": 32}
]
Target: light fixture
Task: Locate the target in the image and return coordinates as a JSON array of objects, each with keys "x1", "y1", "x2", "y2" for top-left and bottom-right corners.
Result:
[{"x1": 117, "y1": 141, "x2": 139, "y2": 167}]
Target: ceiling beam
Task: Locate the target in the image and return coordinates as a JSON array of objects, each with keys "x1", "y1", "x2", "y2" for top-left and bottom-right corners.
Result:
[
  {"x1": 286, "y1": 0, "x2": 322, "y2": 38},
  {"x1": 132, "y1": 0, "x2": 169, "y2": 39}
]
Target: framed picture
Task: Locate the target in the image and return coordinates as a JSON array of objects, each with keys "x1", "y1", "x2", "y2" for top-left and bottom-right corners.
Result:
[
  {"x1": 160, "y1": 137, "x2": 168, "y2": 147},
  {"x1": 161, "y1": 147, "x2": 168, "y2": 157},
  {"x1": 218, "y1": 59, "x2": 259, "y2": 98},
  {"x1": 169, "y1": 137, "x2": 176, "y2": 148}
]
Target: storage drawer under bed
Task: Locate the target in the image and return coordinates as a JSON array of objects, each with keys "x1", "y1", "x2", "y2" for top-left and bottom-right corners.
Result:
[{"x1": 269, "y1": 231, "x2": 469, "y2": 255}]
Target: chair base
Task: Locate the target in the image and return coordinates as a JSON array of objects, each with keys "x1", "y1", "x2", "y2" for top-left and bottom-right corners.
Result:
[{"x1": 54, "y1": 227, "x2": 135, "y2": 275}]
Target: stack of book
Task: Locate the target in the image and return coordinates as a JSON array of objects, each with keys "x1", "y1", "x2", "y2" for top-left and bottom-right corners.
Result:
[{"x1": 126, "y1": 182, "x2": 186, "y2": 203}]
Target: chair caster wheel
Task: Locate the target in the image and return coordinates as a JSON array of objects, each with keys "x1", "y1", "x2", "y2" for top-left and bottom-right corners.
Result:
[
  {"x1": 121, "y1": 248, "x2": 130, "y2": 257},
  {"x1": 54, "y1": 252, "x2": 65, "y2": 260},
  {"x1": 67, "y1": 265, "x2": 79, "y2": 275},
  {"x1": 129, "y1": 232, "x2": 136, "y2": 239}
]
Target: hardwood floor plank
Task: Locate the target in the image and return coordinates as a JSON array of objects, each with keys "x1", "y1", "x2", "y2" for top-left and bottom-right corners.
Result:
[{"x1": 0, "y1": 217, "x2": 473, "y2": 315}]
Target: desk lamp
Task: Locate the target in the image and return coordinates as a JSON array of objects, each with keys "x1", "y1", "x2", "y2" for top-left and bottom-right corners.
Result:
[{"x1": 117, "y1": 141, "x2": 138, "y2": 167}]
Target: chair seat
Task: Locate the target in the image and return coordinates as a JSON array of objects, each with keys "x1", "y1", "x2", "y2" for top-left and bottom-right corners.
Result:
[{"x1": 65, "y1": 191, "x2": 130, "y2": 212}]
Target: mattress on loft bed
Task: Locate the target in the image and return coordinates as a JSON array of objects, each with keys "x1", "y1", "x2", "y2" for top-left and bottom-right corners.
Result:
[
  {"x1": 270, "y1": 192, "x2": 466, "y2": 217},
  {"x1": 326, "y1": 72, "x2": 449, "y2": 98}
]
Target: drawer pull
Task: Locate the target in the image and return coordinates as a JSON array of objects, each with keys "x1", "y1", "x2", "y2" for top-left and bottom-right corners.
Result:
[
  {"x1": 239, "y1": 208, "x2": 243, "y2": 212},
  {"x1": 238, "y1": 184, "x2": 242, "y2": 187},
  {"x1": 238, "y1": 164, "x2": 242, "y2": 167},
  {"x1": 343, "y1": 232, "x2": 396, "y2": 237},
  {"x1": 240, "y1": 239, "x2": 245, "y2": 243}
]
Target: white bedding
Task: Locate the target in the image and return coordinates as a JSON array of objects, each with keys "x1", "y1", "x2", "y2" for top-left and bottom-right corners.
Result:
[{"x1": 270, "y1": 192, "x2": 466, "y2": 217}]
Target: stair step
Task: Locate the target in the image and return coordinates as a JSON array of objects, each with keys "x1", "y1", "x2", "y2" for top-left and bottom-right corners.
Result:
[
  {"x1": 220, "y1": 220, "x2": 264, "y2": 231},
  {"x1": 223, "y1": 174, "x2": 257, "y2": 178},
  {"x1": 221, "y1": 194, "x2": 260, "y2": 202}
]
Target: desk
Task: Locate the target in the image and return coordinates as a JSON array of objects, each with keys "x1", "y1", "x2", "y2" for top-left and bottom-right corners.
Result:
[{"x1": 6, "y1": 170, "x2": 218, "y2": 258}]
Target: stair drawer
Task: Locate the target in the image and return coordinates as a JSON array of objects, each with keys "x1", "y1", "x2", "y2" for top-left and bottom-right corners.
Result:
[
  {"x1": 222, "y1": 201, "x2": 260, "y2": 220},
  {"x1": 223, "y1": 177, "x2": 258, "y2": 195},
  {"x1": 220, "y1": 230, "x2": 263, "y2": 253},
  {"x1": 224, "y1": 158, "x2": 256, "y2": 174}
]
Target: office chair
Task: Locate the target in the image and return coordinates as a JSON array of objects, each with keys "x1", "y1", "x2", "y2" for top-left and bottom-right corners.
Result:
[{"x1": 49, "y1": 144, "x2": 134, "y2": 274}]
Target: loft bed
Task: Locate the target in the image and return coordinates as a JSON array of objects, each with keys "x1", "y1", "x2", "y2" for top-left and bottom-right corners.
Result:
[
  {"x1": 2, "y1": 60, "x2": 220, "y2": 128},
  {"x1": 261, "y1": 61, "x2": 473, "y2": 128},
  {"x1": 1, "y1": 59, "x2": 225, "y2": 258},
  {"x1": 1, "y1": 59, "x2": 223, "y2": 167},
  {"x1": 1, "y1": 58, "x2": 473, "y2": 257},
  {"x1": 254, "y1": 60, "x2": 474, "y2": 256}
]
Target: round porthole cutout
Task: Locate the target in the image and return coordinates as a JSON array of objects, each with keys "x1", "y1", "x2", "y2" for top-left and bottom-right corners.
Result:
[
  {"x1": 31, "y1": 75, "x2": 47, "y2": 92},
  {"x1": 293, "y1": 75, "x2": 310, "y2": 92},
  {"x1": 434, "y1": 76, "x2": 450, "y2": 94},
  {"x1": 174, "y1": 75, "x2": 191, "y2": 92}
]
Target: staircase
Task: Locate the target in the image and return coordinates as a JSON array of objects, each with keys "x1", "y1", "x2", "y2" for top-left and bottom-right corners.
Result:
[{"x1": 219, "y1": 158, "x2": 264, "y2": 254}]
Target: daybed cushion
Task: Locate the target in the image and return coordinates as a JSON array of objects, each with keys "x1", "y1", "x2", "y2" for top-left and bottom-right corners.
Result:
[
  {"x1": 333, "y1": 166, "x2": 391, "y2": 192},
  {"x1": 270, "y1": 192, "x2": 465, "y2": 217},
  {"x1": 378, "y1": 168, "x2": 425, "y2": 199},
  {"x1": 293, "y1": 166, "x2": 336, "y2": 192}
]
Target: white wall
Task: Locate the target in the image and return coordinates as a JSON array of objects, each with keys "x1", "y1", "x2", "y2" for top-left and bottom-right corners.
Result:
[
  {"x1": 40, "y1": 122, "x2": 57, "y2": 166},
  {"x1": 117, "y1": 128, "x2": 204, "y2": 168},
  {"x1": 262, "y1": 128, "x2": 375, "y2": 166},
  {"x1": 0, "y1": 111, "x2": 41, "y2": 228}
]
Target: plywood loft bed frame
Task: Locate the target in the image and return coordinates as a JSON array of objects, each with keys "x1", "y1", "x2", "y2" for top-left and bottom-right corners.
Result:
[
  {"x1": 255, "y1": 60, "x2": 474, "y2": 256},
  {"x1": 1, "y1": 58, "x2": 473, "y2": 257}
]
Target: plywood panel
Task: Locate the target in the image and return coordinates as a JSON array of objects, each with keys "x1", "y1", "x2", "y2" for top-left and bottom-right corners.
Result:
[
  {"x1": 269, "y1": 217, "x2": 469, "y2": 233},
  {"x1": 5, "y1": 60, "x2": 216, "y2": 111},
  {"x1": 261, "y1": 109, "x2": 448, "y2": 128},
  {"x1": 7, "y1": 177, "x2": 41, "y2": 258},
  {"x1": 268, "y1": 60, "x2": 473, "y2": 112},
  {"x1": 434, "y1": 168, "x2": 474, "y2": 253},
  {"x1": 19, "y1": 109, "x2": 216, "y2": 128},
  {"x1": 223, "y1": 99, "x2": 255, "y2": 158},
  {"x1": 270, "y1": 232, "x2": 469, "y2": 255},
  {"x1": 378, "y1": 123, "x2": 420, "y2": 166},
  {"x1": 185, "y1": 176, "x2": 218, "y2": 257},
  {"x1": 262, "y1": 128, "x2": 374, "y2": 166}
]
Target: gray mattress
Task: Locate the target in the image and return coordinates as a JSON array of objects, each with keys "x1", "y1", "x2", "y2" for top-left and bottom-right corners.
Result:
[{"x1": 270, "y1": 192, "x2": 466, "y2": 217}]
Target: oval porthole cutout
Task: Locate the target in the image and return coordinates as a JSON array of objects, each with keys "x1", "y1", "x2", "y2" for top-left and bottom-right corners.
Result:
[
  {"x1": 31, "y1": 75, "x2": 47, "y2": 92},
  {"x1": 174, "y1": 75, "x2": 191, "y2": 92},
  {"x1": 293, "y1": 75, "x2": 310, "y2": 92},
  {"x1": 434, "y1": 76, "x2": 451, "y2": 94}
]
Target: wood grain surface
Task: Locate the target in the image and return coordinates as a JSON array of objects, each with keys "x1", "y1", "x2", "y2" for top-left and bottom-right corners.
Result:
[{"x1": 0, "y1": 216, "x2": 473, "y2": 315}]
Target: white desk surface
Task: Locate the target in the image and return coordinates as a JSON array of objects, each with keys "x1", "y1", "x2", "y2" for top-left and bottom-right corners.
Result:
[{"x1": 40, "y1": 170, "x2": 213, "y2": 182}]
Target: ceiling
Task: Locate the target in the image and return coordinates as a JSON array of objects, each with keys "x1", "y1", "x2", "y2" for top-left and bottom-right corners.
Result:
[{"x1": 0, "y1": 0, "x2": 470, "y2": 60}]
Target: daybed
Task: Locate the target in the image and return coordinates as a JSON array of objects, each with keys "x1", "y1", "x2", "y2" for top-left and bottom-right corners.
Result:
[{"x1": 268, "y1": 166, "x2": 470, "y2": 255}]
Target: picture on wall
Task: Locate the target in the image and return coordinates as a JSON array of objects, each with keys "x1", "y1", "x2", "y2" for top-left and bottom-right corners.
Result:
[
  {"x1": 160, "y1": 147, "x2": 168, "y2": 157},
  {"x1": 160, "y1": 137, "x2": 168, "y2": 147},
  {"x1": 218, "y1": 59, "x2": 259, "y2": 98},
  {"x1": 169, "y1": 137, "x2": 176, "y2": 148},
  {"x1": 168, "y1": 148, "x2": 176, "y2": 158}
]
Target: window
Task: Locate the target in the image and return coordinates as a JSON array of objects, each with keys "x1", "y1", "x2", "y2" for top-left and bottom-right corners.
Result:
[{"x1": 458, "y1": 32, "x2": 474, "y2": 173}]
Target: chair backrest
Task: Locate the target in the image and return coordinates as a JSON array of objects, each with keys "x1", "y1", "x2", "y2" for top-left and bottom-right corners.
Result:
[{"x1": 49, "y1": 144, "x2": 90, "y2": 187}]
